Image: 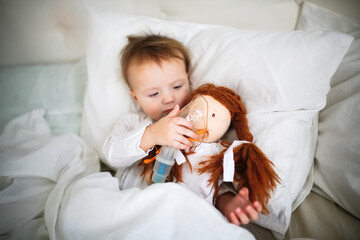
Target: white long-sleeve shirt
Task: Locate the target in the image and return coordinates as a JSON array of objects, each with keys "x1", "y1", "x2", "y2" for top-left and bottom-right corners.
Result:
[
  {"x1": 102, "y1": 112, "x2": 153, "y2": 168},
  {"x1": 102, "y1": 112, "x2": 154, "y2": 189}
]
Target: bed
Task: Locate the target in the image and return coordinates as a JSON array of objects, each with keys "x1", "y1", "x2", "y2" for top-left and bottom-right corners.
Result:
[{"x1": 0, "y1": 0, "x2": 359, "y2": 239}]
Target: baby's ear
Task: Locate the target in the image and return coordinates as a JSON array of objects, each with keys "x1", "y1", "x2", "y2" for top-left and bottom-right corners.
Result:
[{"x1": 130, "y1": 90, "x2": 138, "y2": 102}]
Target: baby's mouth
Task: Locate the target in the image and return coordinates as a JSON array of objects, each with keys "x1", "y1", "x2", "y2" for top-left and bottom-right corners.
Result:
[{"x1": 163, "y1": 109, "x2": 172, "y2": 116}]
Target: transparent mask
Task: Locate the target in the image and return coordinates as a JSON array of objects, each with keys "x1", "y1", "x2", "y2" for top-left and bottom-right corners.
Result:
[{"x1": 177, "y1": 95, "x2": 209, "y2": 145}]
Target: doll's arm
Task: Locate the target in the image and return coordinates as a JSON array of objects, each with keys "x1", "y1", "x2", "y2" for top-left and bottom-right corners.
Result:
[{"x1": 216, "y1": 187, "x2": 262, "y2": 225}]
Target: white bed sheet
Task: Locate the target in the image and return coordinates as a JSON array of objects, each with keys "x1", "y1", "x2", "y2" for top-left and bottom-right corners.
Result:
[
  {"x1": 0, "y1": 110, "x2": 255, "y2": 240},
  {"x1": 0, "y1": 109, "x2": 100, "y2": 239}
]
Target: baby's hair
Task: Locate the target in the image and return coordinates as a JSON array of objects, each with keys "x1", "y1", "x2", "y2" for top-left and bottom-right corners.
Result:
[{"x1": 120, "y1": 34, "x2": 191, "y2": 86}]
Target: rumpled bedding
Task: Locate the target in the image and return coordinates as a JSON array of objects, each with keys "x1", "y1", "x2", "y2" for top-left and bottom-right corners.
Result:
[
  {"x1": 0, "y1": 109, "x2": 100, "y2": 239},
  {"x1": 0, "y1": 110, "x2": 255, "y2": 240}
]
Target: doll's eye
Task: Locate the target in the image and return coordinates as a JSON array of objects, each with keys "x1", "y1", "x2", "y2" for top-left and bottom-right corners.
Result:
[{"x1": 212, "y1": 113, "x2": 216, "y2": 117}]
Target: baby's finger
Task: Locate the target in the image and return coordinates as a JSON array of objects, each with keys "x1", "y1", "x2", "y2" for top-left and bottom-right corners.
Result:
[
  {"x1": 170, "y1": 133, "x2": 192, "y2": 149},
  {"x1": 235, "y1": 208, "x2": 250, "y2": 225},
  {"x1": 253, "y1": 201, "x2": 262, "y2": 213},
  {"x1": 173, "y1": 116, "x2": 192, "y2": 129},
  {"x1": 167, "y1": 105, "x2": 180, "y2": 118},
  {"x1": 245, "y1": 205, "x2": 259, "y2": 221},
  {"x1": 175, "y1": 135, "x2": 193, "y2": 148},
  {"x1": 229, "y1": 212, "x2": 241, "y2": 226},
  {"x1": 170, "y1": 140, "x2": 191, "y2": 150},
  {"x1": 238, "y1": 187, "x2": 249, "y2": 200},
  {"x1": 181, "y1": 128, "x2": 198, "y2": 140}
]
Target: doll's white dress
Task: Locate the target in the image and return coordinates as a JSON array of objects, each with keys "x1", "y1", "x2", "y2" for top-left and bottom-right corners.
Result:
[{"x1": 178, "y1": 142, "x2": 226, "y2": 204}]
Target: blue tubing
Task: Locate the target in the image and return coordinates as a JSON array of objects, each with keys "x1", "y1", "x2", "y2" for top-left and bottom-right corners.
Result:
[{"x1": 158, "y1": 162, "x2": 166, "y2": 175}]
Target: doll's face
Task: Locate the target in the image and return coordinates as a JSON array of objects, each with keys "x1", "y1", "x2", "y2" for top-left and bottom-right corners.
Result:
[
  {"x1": 202, "y1": 95, "x2": 231, "y2": 142},
  {"x1": 178, "y1": 95, "x2": 231, "y2": 143}
]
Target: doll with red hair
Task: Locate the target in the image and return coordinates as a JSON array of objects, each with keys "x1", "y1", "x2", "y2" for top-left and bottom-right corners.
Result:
[{"x1": 142, "y1": 83, "x2": 280, "y2": 215}]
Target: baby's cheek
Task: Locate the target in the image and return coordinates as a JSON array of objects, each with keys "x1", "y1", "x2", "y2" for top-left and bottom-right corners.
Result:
[
  {"x1": 179, "y1": 90, "x2": 191, "y2": 107},
  {"x1": 142, "y1": 105, "x2": 160, "y2": 120}
]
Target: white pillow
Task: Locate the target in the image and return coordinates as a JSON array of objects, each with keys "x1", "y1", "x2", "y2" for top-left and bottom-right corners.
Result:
[
  {"x1": 80, "y1": 9, "x2": 352, "y2": 236},
  {"x1": 297, "y1": 2, "x2": 360, "y2": 219}
]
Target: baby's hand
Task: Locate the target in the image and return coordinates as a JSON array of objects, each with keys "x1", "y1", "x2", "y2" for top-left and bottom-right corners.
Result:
[
  {"x1": 143, "y1": 105, "x2": 198, "y2": 150},
  {"x1": 217, "y1": 187, "x2": 262, "y2": 225}
]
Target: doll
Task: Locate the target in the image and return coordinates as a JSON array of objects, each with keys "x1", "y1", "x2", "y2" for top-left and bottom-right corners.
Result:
[{"x1": 141, "y1": 83, "x2": 280, "y2": 214}]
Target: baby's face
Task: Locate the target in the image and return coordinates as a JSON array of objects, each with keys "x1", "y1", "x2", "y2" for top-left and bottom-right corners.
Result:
[{"x1": 128, "y1": 58, "x2": 190, "y2": 120}]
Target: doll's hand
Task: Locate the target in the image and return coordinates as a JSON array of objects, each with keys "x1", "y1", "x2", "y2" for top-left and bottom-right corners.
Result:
[
  {"x1": 216, "y1": 187, "x2": 262, "y2": 225},
  {"x1": 142, "y1": 105, "x2": 198, "y2": 150}
]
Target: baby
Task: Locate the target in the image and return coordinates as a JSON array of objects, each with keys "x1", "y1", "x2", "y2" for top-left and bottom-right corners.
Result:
[{"x1": 102, "y1": 34, "x2": 261, "y2": 225}]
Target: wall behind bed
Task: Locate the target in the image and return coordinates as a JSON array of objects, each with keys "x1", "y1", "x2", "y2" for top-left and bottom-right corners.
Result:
[
  {"x1": 1, "y1": 0, "x2": 359, "y2": 67},
  {"x1": 1, "y1": 0, "x2": 300, "y2": 66}
]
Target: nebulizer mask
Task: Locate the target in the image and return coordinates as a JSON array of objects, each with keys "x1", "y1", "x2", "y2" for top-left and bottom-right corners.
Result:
[{"x1": 152, "y1": 95, "x2": 208, "y2": 183}]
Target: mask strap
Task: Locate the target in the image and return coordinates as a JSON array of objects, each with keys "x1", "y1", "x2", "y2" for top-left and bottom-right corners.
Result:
[
  {"x1": 143, "y1": 146, "x2": 161, "y2": 164},
  {"x1": 223, "y1": 140, "x2": 251, "y2": 182}
]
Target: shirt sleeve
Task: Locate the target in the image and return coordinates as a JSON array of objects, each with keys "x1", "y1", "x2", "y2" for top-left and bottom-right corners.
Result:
[
  {"x1": 213, "y1": 182, "x2": 238, "y2": 206},
  {"x1": 218, "y1": 182, "x2": 238, "y2": 196},
  {"x1": 102, "y1": 113, "x2": 154, "y2": 168}
]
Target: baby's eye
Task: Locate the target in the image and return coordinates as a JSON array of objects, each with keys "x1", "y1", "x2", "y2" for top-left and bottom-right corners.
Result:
[
  {"x1": 149, "y1": 92, "x2": 159, "y2": 97},
  {"x1": 173, "y1": 85, "x2": 182, "y2": 90}
]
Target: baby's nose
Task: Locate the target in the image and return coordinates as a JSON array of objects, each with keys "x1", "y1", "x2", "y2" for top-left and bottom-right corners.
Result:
[{"x1": 162, "y1": 92, "x2": 175, "y2": 104}]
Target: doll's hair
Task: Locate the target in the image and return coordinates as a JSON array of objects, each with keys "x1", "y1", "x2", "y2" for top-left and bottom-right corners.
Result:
[
  {"x1": 120, "y1": 34, "x2": 191, "y2": 87},
  {"x1": 185, "y1": 84, "x2": 280, "y2": 214}
]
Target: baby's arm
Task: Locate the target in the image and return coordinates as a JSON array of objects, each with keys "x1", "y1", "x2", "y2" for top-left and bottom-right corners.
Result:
[
  {"x1": 102, "y1": 113, "x2": 154, "y2": 168},
  {"x1": 216, "y1": 187, "x2": 262, "y2": 225},
  {"x1": 140, "y1": 105, "x2": 198, "y2": 151}
]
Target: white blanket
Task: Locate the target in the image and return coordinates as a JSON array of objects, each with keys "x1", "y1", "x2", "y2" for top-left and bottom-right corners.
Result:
[
  {"x1": 0, "y1": 110, "x2": 254, "y2": 240},
  {"x1": 0, "y1": 109, "x2": 100, "y2": 239}
]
